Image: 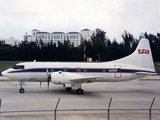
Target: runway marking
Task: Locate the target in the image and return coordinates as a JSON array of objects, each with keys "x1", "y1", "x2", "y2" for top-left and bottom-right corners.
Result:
[
  {"x1": 0, "y1": 78, "x2": 13, "y2": 82},
  {"x1": 139, "y1": 78, "x2": 160, "y2": 81},
  {"x1": 70, "y1": 115, "x2": 83, "y2": 120}
]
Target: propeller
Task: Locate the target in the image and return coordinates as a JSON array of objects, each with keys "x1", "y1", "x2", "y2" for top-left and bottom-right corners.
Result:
[
  {"x1": 46, "y1": 68, "x2": 51, "y2": 90},
  {"x1": 40, "y1": 82, "x2": 41, "y2": 88}
]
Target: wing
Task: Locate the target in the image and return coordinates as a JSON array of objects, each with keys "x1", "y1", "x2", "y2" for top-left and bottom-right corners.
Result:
[
  {"x1": 69, "y1": 75, "x2": 103, "y2": 83},
  {"x1": 51, "y1": 71, "x2": 103, "y2": 84}
]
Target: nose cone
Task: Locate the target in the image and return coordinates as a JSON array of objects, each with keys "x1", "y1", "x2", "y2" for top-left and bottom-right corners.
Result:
[{"x1": 1, "y1": 71, "x2": 7, "y2": 76}]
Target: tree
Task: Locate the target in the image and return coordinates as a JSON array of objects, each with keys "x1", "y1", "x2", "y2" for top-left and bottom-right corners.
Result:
[
  {"x1": 0, "y1": 28, "x2": 160, "y2": 62},
  {"x1": 142, "y1": 32, "x2": 160, "y2": 61},
  {"x1": 121, "y1": 31, "x2": 138, "y2": 56},
  {"x1": 90, "y1": 28, "x2": 108, "y2": 61}
]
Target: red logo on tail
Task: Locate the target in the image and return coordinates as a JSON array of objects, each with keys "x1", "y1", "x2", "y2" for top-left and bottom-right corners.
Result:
[{"x1": 138, "y1": 49, "x2": 150, "y2": 54}]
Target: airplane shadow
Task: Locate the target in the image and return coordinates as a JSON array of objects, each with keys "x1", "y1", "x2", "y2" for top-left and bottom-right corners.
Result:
[
  {"x1": 23, "y1": 87, "x2": 159, "y2": 98},
  {"x1": 22, "y1": 88, "x2": 109, "y2": 98}
]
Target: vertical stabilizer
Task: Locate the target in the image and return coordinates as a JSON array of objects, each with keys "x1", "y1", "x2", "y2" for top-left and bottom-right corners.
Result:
[{"x1": 112, "y1": 38, "x2": 155, "y2": 71}]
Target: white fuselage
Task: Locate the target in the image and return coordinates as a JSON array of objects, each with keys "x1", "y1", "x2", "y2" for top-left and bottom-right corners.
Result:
[{"x1": 2, "y1": 62, "x2": 151, "y2": 83}]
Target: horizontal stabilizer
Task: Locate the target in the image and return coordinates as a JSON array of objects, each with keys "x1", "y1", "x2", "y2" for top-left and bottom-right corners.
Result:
[{"x1": 135, "y1": 72, "x2": 157, "y2": 76}]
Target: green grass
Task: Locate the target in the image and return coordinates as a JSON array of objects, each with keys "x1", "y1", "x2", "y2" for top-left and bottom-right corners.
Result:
[
  {"x1": 0, "y1": 61, "x2": 20, "y2": 71},
  {"x1": 154, "y1": 62, "x2": 160, "y2": 73}
]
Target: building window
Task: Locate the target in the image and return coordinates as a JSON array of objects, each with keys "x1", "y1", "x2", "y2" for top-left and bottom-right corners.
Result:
[
  {"x1": 54, "y1": 35, "x2": 60, "y2": 39},
  {"x1": 70, "y1": 35, "x2": 77, "y2": 39},
  {"x1": 45, "y1": 35, "x2": 47, "y2": 39},
  {"x1": 0, "y1": 41, "x2": 5, "y2": 45},
  {"x1": 38, "y1": 35, "x2": 44, "y2": 39}
]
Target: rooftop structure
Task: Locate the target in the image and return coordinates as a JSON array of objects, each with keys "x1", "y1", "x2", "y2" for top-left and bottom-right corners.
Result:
[{"x1": 81, "y1": 28, "x2": 92, "y2": 41}]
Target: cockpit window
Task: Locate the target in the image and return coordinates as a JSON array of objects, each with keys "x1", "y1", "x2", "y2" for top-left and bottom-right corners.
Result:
[{"x1": 13, "y1": 65, "x2": 24, "y2": 69}]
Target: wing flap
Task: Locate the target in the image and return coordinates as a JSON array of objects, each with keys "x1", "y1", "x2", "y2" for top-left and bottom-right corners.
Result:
[
  {"x1": 69, "y1": 76, "x2": 103, "y2": 83},
  {"x1": 61, "y1": 72, "x2": 103, "y2": 83}
]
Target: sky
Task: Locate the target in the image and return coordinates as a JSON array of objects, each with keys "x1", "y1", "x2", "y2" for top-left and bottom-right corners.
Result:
[{"x1": 0, "y1": 0, "x2": 160, "y2": 42}]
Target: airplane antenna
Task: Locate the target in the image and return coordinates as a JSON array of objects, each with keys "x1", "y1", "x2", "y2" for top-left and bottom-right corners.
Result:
[{"x1": 33, "y1": 60, "x2": 36, "y2": 62}]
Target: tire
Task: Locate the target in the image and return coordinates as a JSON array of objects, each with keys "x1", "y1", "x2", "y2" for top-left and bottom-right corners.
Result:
[
  {"x1": 66, "y1": 87, "x2": 72, "y2": 91},
  {"x1": 76, "y1": 88, "x2": 83, "y2": 95},
  {"x1": 19, "y1": 88, "x2": 25, "y2": 93}
]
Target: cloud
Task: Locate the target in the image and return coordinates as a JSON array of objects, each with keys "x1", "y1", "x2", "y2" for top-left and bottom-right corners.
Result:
[{"x1": 0, "y1": 0, "x2": 160, "y2": 41}]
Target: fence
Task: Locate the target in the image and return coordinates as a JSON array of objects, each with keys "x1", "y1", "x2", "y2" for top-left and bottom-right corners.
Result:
[{"x1": 0, "y1": 98, "x2": 160, "y2": 120}]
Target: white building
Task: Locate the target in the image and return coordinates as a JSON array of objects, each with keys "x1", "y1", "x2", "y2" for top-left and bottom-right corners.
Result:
[
  {"x1": 81, "y1": 28, "x2": 92, "y2": 41},
  {"x1": 31, "y1": 29, "x2": 39, "y2": 42},
  {"x1": 36, "y1": 31, "x2": 50, "y2": 44},
  {"x1": 35, "y1": 31, "x2": 66, "y2": 46},
  {"x1": 52, "y1": 32, "x2": 66, "y2": 46},
  {"x1": 0, "y1": 37, "x2": 20, "y2": 46},
  {"x1": 23, "y1": 32, "x2": 32, "y2": 42},
  {"x1": 30, "y1": 28, "x2": 92, "y2": 47},
  {"x1": 67, "y1": 32, "x2": 81, "y2": 47}
]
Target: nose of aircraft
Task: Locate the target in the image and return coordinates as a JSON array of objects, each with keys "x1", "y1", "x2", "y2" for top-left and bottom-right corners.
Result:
[{"x1": 1, "y1": 70, "x2": 7, "y2": 76}]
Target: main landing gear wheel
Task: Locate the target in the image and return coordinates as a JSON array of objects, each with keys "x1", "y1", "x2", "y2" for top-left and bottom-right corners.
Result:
[
  {"x1": 19, "y1": 88, "x2": 25, "y2": 93},
  {"x1": 76, "y1": 88, "x2": 83, "y2": 95}
]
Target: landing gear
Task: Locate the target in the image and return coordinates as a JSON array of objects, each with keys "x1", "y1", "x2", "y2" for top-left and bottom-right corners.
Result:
[
  {"x1": 64, "y1": 84, "x2": 84, "y2": 94},
  {"x1": 66, "y1": 87, "x2": 72, "y2": 91},
  {"x1": 19, "y1": 81, "x2": 26, "y2": 93},
  {"x1": 19, "y1": 88, "x2": 25, "y2": 93},
  {"x1": 76, "y1": 88, "x2": 83, "y2": 95}
]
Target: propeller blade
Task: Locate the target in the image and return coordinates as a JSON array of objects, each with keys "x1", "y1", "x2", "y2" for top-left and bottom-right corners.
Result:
[
  {"x1": 40, "y1": 82, "x2": 41, "y2": 88},
  {"x1": 46, "y1": 68, "x2": 49, "y2": 77},
  {"x1": 46, "y1": 68, "x2": 51, "y2": 90}
]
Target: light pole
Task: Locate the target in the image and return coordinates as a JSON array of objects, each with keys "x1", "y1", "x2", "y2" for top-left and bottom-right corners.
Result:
[{"x1": 84, "y1": 39, "x2": 86, "y2": 61}]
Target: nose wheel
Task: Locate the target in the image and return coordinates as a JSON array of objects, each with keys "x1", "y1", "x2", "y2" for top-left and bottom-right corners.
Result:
[
  {"x1": 19, "y1": 88, "x2": 25, "y2": 93},
  {"x1": 19, "y1": 81, "x2": 26, "y2": 93}
]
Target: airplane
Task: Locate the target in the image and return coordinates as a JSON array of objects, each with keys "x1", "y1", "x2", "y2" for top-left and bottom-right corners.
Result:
[{"x1": 1, "y1": 38, "x2": 157, "y2": 94}]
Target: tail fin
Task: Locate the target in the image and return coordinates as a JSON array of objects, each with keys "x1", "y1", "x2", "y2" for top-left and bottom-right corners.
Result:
[{"x1": 112, "y1": 38, "x2": 155, "y2": 71}]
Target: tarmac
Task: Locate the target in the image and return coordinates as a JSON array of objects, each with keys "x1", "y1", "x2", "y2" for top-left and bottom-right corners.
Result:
[{"x1": 0, "y1": 76, "x2": 160, "y2": 120}]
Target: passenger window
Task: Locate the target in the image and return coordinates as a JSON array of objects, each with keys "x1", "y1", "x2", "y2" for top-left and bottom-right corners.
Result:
[
  {"x1": 50, "y1": 69, "x2": 54, "y2": 72},
  {"x1": 83, "y1": 69, "x2": 87, "y2": 72},
  {"x1": 77, "y1": 67, "x2": 81, "y2": 72},
  {"x1": 63, "y1": 67, "x2": 67, "y2": 72}
]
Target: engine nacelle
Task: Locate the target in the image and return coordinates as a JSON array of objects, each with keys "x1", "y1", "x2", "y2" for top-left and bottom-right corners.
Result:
[
  {"x1": 50, "y1": 71, "x2": 71, "y2": 84},
  {"x1": 50, "y1": 71, "x2": 85, "y2": 84}
]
